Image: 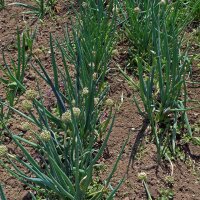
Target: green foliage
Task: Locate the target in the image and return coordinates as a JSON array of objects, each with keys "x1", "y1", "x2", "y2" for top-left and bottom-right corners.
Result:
[
  {"x1": 123, "y1": 0, "x2": 199, "y2": 67},
  {"x1": 9, "y1": 0, "x2": 58, "y2": 19},
  {"x1": 0, "y1": 28, "x2": 36, "y2": 106},
  {"x1": 0, "y1": 1, "x2": 126, "y2": 199},
  {"x1": 121, "y1": 0, "x2": 195, "y2": 161},
  {"x1": 135, "y1": 19, "x2": 191, "y2": 160},
  {"x1": 0, "y1": 184, "x2": 7, "y2": 200},
  {"x1": 72, "y1": 0, "x2": 116, "y2": 77},
  {"x1": 0, "y1": 104, "x2": 6, "y2": 138},
  {"x1": 23, "y1": 26, "x2": 37, "y2": 53},
  {"x1": 0, "y1": 28, "x2": 36, "y2": 127},
  {"x1": 0, "y1": 35, "x2": 123, "y2": 198},
  {"x1": 158, "y1": 188, "x2": 174, "y2": 200},
  {"x1": 0, "y1": 0, "x2": 5, "y2": 10},
  {"x1": 178, "y1": 0, "x2": 200, "y2": 21}
]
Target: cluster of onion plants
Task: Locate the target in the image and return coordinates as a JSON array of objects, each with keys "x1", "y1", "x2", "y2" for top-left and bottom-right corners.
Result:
[
  {"x1": 0, "y1": 28, "x2": 36, "y2": 131},
  {"x1": 122, "y1": 0, "x2": 198, "y2": 161},
  {"x1": 0, "y1": 0, "x2": 126, "y2": 199},
  {"x1": 177, "y1": 0, "x2": 200, "y2": 22},
  {"x1": 123, "y1": 0, "x2": 199, "y2": 67},
  {"x1": 9, "y1": 0, "x2": 58, "y2": 19}
]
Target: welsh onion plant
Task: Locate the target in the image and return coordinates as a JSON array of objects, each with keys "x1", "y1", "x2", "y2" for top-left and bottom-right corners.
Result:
[
  {"x1": 66, "y1": 0, "x2": 116, "y2": 78},
  {"x1": 0, "y1": 28, "x2": 35, "y2": 134},
  {"x1": 123, "y1": 0, "x2": 198, "y2": 68},
  {"x1": 0, "y1": 37, "x2": 125, "y2": 199},
  {"x1": 0, "y1": 28, "x2": 35, "y2": 108},
  {"x1": 138, "y1": 172, "x2": 152, "y2": 200},
  {"x1": 124, "y1": 0, "x2": 156, "y2": 63},
  {"x1": 134, "y1": 48, "x2": 190, "y2": 161},
  {"x1": 123, "y1": 1, "x2": 194, "y2": 162},
  {"x1": 9, "y1": 0, "x2": 57, "y2": 19},
  {"x1": 23, "y1": 26, "x2": 37, "y2": 54},
  {"x1": 0, "y1": 1, "x2": 126, "y2": 198}
]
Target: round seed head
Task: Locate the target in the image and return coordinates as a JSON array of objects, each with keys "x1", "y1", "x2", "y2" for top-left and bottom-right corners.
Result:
[
  {"x1": 82, "y1": 2, "x2": 88, "y2": 8},
  {"x1": 82, "y1": 87, "x2": 89, "y2": 96},
  {"x1": 165, "y1": 176, "x2": 174, "y2": 184},
  {"x1": 33, "y1": 48, "x2": 43, "y2": 56},
  {"x1": 0, "y1": 145, "x2": 8, "y2": 157},
  {"x1": 52, "y1": 108, "x2": 59, "y2": 117},
  {"x1": 94, "y1": 129, "x2": 98, "y2": 136},
  {"x1": 25, "y1": 89, "x2": 38, "y2": 100},
  {"x1": 93, "y1": 73, "x2": 98, "y2": 80},
  {"x1": 160, "y1": 0, "x2": 166, "y2": 4},
  {"x1": 105, "y1": 99, "x2": 114, "y2": 107},
  {"x1": 40, "y1": 130, "x2": 51, "y2": 142},
  {"x1": 88, "y1": 63, "x2": 95, "y2": 67},
  {"x1": 134, "y1": 7, "x2": 140, "y2": 13},
  {"x1": 116, "y1": 7, "x2": 120, "y2": 13},
  {"x1": 112, "y1": 49, "x2": 119, "y2": 57},
  {"x1": 22, "y1": 100, "x2": 33, "y2": 111},
  {"x1": 61, "y1": 111, "x2": 71, "y2": 123},
  {"x1": 92, "y1": 51, "x2": 96, "y2": 56},
  {"x1": 73, "y1": 107, "x2": 81, "y2": 117},
  {"x1": 112, "y1": 7, "x2": 120, "y2": 13},
  {"x1": 21, "y1": 122, "x2": 31, "y2": 131},
  {"x1": 138, "y1": 172, "x2": 147, "y2": 181},
  {"x1": 72, "y1": 99, "x2": 76, "y2": 106},
  {"x1": 94, "y1": 98, "x2": 99, "y2": 106}
]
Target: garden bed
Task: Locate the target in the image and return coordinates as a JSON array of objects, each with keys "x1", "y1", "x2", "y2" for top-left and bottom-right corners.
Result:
[{"x1": 0, "y1": 0, "x2": 200, "y2": 199}]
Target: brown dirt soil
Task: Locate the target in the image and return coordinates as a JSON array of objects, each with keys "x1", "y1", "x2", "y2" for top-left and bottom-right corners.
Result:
[{"x1": 0, "y1": 1, "x2": 200, "y2": 200}]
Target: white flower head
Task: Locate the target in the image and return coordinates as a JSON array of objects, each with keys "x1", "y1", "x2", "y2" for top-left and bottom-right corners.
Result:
[
  {"x1": 138, "y1": 172, "x2": 147, "y2": 181},
  {"x1": 25, "y1": 89, "x2": 38, "y2": 100},
  {"x1": 22, "y1": 100, "x2": 33, "y2": 111},
  {"x1": 0, "y1": 145, "x2": 8, "y2": 157},
  {"x1": 134, "y1": 7, "x2": 140, "y2": 13},
  {"x1": 160, "y1": 0, "x2": 166, "y2": 5},
  {"x1": 82, "y1": 87, "x2": 89, "y2": 96},
  {"x1": 94, "y1": 98, "x2": 99, "y2": 106},
  {"x1": 61, "y1": 111, "x2": 71, "y2": 123},
  {"x1": 40, "y1": 130, "x2": 51, "y2": 142},
  {"x1": 93, "y1": 73, "x2": 97, "y2": 80},
  {"x1": 73, "y1": 107, "x2": 81, "y2": 117},
  {"x1": 105, "y1": 99, "x2": 114, "y2": 107},
  {"x1": 21, "y1": 122, "x2": 31, "y2": 131}
]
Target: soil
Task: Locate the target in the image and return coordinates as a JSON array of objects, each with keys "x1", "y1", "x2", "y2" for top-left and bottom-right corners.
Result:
[{"x1": 0, "y1": 1, "x2": 200, "y2": 200}]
